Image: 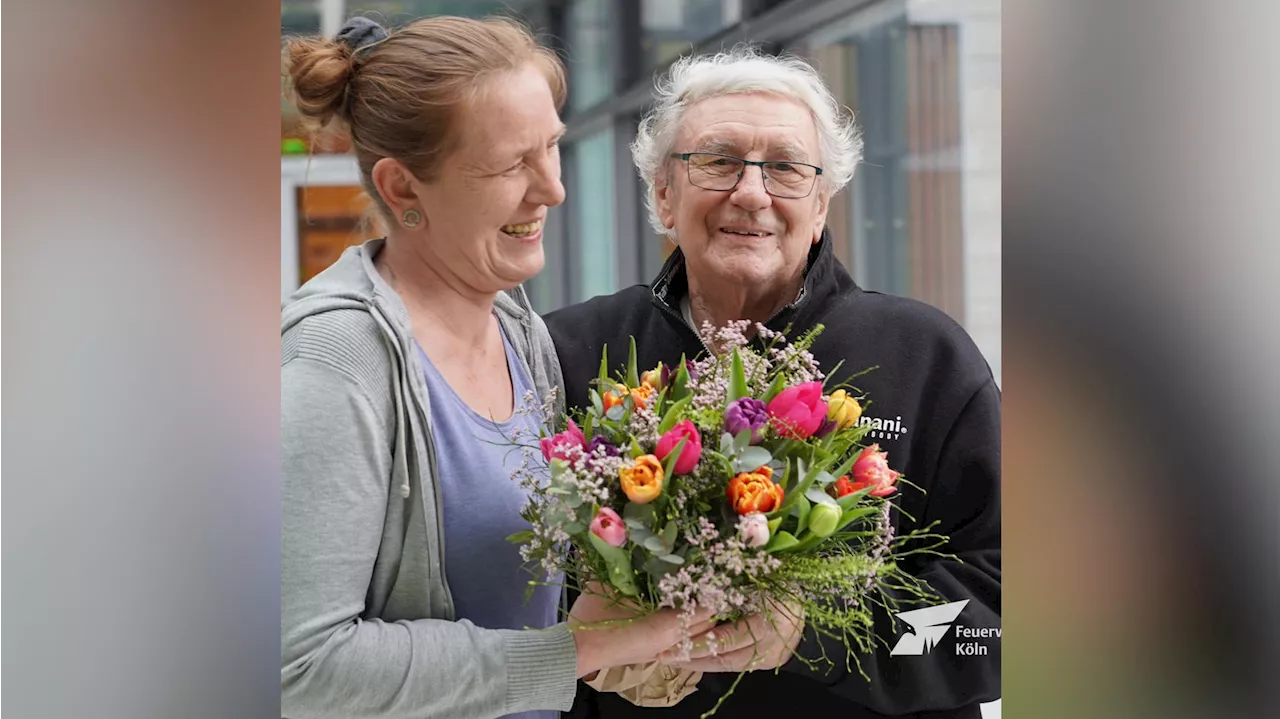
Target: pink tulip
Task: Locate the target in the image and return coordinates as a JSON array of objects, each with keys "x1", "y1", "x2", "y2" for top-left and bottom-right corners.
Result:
[
  {"x1": 540, "y1": 420, "x2": 585, "y2": 462},
  {"x1": 655, "y1": 420, "x2": 703, "y2": 475},
  {"x1": 849, "y1": 444, "x2": 900, "y2": 497},
  {"x1": 589, "y1": 507, "x2": 627, "y2": 547},
  {"x1": 766, "y1": 382, "x2": 829, "y2": 440}
]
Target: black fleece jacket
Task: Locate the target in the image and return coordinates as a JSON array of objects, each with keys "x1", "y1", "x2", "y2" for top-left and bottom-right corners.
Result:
[{"x1": 545, "y1": 232, "x2": 1001, "y2": 719}]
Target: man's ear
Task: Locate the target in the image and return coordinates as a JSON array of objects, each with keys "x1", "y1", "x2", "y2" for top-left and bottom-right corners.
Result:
[
  {"x1": 655, "y1": 180, "x2": 677, "y2": 232},
  {"x1": 371, "y1": 158, "x2": 423, "y2": 227},
  {"x1": 812, "y1": 187, "x2": 831, "y2": 244}
]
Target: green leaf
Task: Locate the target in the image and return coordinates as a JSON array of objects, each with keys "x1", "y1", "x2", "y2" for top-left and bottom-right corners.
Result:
[
  {"x1": 814, "y1": 470, "x2": 837, "y2": 487},
  {"x1": 590, "y1": 390, "x2": 604, "y2": 417},
  {"x1": 661, "y1": 520, "x2": 677, "y2": 550},
  {"x1": 587, "y1": 531, "x2": 639, "y2": 596},
  {"x1": 623, "y1": 502, "x2": 656, "y2": 526},
  {"x1": 671, "y1": 354, "x2": 691, "y2": 401},
  {"x1": 727, "y1": 348, "x2": 749, "y2": 403},
  {"x1": 767, "y1": 516, "x2": 783, "y2": 535},
  {"x1": 506, "y1": 529, "x2": 534, "y2": 544},
  {"x1": 564, "y1": 521, "x2": 585, "y2": 534},
  {"x1": 630, "y1": 438, "x2": 645, "y2": 459},
  {"x1": 657, "y1": 553, "x2": 684, "y2": 565},
  {"x1": 658, "y1": 395, "x2": 692, "y2": 435},
  {"x1": 733, "y1": 429, "x2": 753, "y2": 453},
  {"x1": 605, "y1": 405, "x2": 625, "y2": 422},
  {"x1": 794, "y1": 494, "x2": 811, "y2": 536},
  {"x1": 626, "y1": 336, "x2": 640, "y2": 387},
  {"x1": 719, "y1": 432, "x2": 735, "y2": 456},
  {"x1": 775, "y1": 457, "x2": 794, "y2": 493},
  {"x1": 836, "y1": 506, "x2": 880, "y2": 533},
  {"x1": 836, "y1": 486, "x2": 873, "y2": 510},
  {"x1": 805, "y1": 487, "x2": 839, "y2": 507},
  {"x1": 764, "y1": 530, "x2": 800, "y2": 553},
  {"x1": 597, "y1": 344, "x2": 610, "y2": 384},
  {"x1": 761, "y1": 372, "x2": 788, "y2": 403},
  {"x1": 660, "y1": 436, "x2": 687, "y2": 481},
  {"x1": 643, "y1": 535, "x2": 667, "y2": 552},
  {"x1": 733, "y1": 446, "x2": 773, "y2": 474}
]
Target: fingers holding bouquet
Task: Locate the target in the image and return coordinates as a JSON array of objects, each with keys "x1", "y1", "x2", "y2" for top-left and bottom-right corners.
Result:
[{"x1": 661, "y1": 599, "x2": 805, "y2": 673}]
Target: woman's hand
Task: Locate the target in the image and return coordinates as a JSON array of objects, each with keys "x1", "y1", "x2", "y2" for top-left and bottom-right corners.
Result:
[
  {"x1": 659, "y1": 599, "x2": 805, "y2": 673},
  {"x1": 569, "y1": 586, "x2": 717, "y2": 679}
]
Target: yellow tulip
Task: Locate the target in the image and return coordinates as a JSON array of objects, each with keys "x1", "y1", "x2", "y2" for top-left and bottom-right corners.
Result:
[{"x1": 826, "y1": 389, "x2": 862, "y2": 430}]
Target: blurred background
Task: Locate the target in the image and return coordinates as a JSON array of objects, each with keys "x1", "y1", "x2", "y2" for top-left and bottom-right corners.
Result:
[{"x1": 280, "y1": 0, "x2": 1003, "y2": 385}]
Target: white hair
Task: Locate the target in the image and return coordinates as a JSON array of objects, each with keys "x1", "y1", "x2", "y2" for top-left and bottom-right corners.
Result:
[{"x1": 631, "y1": 45, "x2": 863, "y2": 236}]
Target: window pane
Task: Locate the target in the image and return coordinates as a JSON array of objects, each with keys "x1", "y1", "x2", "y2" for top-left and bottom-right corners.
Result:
[
  {"x1": 641, "y1": 0, "x2": 742, "y2": 67},
  {"x1": 799, "y1": 2, "x2": 1001, "y2": 383},
  {"x1": 573, "y1": 128, "x2": 617, "y2": 300},
  {"x1": 566, "y1": 0, "x2": 614, "y2": 113}
]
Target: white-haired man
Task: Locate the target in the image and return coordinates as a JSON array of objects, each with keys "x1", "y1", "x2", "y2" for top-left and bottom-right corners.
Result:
[{"x1": 547, "y1": 47, "x2": 1000, "y2": 719}]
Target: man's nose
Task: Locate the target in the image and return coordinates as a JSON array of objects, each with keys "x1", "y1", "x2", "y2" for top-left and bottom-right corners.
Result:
[{"x1": 730, "y1": 164, "x2": 772, "y2": 211}]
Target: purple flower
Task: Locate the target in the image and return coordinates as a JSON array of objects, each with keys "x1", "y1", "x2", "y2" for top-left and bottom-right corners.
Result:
[
  {"x1": 813, "y1": 416, "x2": 839, "y2": 438},
  {"x1": 587, "y1": 435, "x2": 622, "y2": 457},
  {"x1": 723, "y1": 397, "x2": 768, "y2": 445}
]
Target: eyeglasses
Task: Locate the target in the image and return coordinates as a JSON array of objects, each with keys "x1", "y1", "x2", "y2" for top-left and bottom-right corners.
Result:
[{"x1": 669, "y1": 152, "x2": 824, "y2": 199}]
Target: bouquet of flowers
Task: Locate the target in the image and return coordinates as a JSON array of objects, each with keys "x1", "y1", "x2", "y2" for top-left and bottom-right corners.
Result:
[{"x1": 508, "y1": 321, "x2": 946, "y2": 710}]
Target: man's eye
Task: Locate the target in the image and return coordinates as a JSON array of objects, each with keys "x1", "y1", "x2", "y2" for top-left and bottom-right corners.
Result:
[
  {"x1": 769, "y1": 162, "x2": 797, "y2": 173},
  {"x1": 504, "y1": 162, "x2": 524, "y2": 174}
]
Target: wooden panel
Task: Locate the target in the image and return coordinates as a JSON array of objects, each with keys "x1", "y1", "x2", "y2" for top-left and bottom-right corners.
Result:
[{"x1": 296, "y1": 185, "x2": 378, "y2": 284}]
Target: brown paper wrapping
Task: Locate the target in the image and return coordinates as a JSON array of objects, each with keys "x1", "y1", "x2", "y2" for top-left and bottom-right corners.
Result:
[{"x1": 584, "y1": 662, "x2": 704, "y2": 707}]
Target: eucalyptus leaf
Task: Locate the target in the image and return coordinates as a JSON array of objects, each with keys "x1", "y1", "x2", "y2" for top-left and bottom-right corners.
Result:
[
  {"x1": 643, "y1": 536, "x2": 667, "y2": 553},
  {"x1": 623, "y1": 502, "x2": 656, "y2": 524},
  {"x1": 658, "y1": 554, "x2": 685, "y2": 565},
  {"x1": 661, "y1": 521, "x2": 677, "y2": 549},
  {"x1": 590, "y1": 390, "x2": 604, "y2": 417},
  {"x1": 815, "y1": 470, "x2": 836, "y2": 487},
  {"x1": 734, "y1": 446, "x2": 772, "y2": 473},
  {"x1": 805, "y1": 487, "x2": 839, "y2": 507},
  {"x1": 564, "y1": 521, "x2": 585, "y2": 535},
  {"x1": 733, "y1": 429, "x2": 753, "y2": 452},
  {"x1": 605, "y1": 405, "x2": 625, "y2": 421},
  {"x1": 565, "y1": 493, "x2": 584, "y2": 509},
  {"x1": 720, "y1": 432, "x2": 735, "y2": 457}
]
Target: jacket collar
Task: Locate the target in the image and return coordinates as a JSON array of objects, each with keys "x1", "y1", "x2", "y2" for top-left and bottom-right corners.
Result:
[{"x1": 649, "y1": 227, "x2": 845, "y2": 327}]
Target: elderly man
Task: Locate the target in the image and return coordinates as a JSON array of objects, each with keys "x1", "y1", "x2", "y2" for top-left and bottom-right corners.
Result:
[{"x1": 546, "y1": 47, "x2": 1000, "y2": 719}]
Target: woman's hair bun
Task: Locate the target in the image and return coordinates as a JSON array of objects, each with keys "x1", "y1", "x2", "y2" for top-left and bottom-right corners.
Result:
[{"x1": 284, "y1": 18, "x2": 387, "y2": 127}]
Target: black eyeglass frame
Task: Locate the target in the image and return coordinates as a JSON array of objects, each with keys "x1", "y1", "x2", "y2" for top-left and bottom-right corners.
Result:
[{"x1": 668, "y1": 152, "x2": 824, "y2": 199}]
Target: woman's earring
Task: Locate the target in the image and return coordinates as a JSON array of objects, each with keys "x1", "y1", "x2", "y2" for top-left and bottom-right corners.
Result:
[{"x1": 402, "y1": 209, "x2": 421, "y2": 228}]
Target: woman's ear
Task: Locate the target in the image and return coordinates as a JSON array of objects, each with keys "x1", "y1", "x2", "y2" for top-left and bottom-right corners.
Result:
[{"x1": 371, "y1": 158, "x2": 422, "y2": 226}]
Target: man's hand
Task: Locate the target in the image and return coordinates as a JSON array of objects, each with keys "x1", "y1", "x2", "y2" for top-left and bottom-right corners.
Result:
[{"x1": 659, "y1": 600, "x2": 804, "y2": 673}]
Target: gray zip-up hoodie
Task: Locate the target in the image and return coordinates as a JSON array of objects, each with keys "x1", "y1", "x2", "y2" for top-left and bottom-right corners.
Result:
[{"x1": 281, "y1": 239, "x2": 577, "y2": 719}]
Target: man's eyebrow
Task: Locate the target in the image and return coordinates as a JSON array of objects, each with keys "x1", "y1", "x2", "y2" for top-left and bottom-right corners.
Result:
[
  {"x1": 691, "y1": 138, "x2": 811, "y2": 162},
  {"x1": 768, "y1": 142, "x2": 809, "y2": 162},
  {"x1": 693, "y1": 138, "x2": 741, "y2": 155}
]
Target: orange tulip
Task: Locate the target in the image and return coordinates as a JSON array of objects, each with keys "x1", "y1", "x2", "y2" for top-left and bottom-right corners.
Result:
[
  {"x1": 726, "y1": 466, "x2": 785, "y2": 515},
  {"x1": 602, "y1": 383, "x2": 628, "y2": 413},
  {"x1": 620, "y1": 455, "x2": 665, "y2": 504},
  {"x1": 630, "y1": 384, "x2": 656, "y2": 410}
]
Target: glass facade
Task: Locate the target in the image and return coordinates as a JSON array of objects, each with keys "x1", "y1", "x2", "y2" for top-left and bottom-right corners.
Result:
[{"x1": 570, "y1": 127, "x2": 618, "y2": 300}]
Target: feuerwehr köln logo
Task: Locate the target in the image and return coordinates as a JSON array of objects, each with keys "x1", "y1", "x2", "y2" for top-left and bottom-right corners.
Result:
[{"x1": 889, "y1": 599, "x2": 970, "y2": 655}]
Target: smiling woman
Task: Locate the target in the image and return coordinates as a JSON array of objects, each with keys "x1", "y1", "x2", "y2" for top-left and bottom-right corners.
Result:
[{"x1": 280, "y1": 14, "x2": 704, "y2": 719}]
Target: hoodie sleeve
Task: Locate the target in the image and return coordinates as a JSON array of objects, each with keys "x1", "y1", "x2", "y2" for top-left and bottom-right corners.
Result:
[
  {"x1": 281, "y1": 342, "x2": 578, "y2": 719},
  {"x1": 784, "y1": 378, "x2": 1002, "y2": 713}
]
